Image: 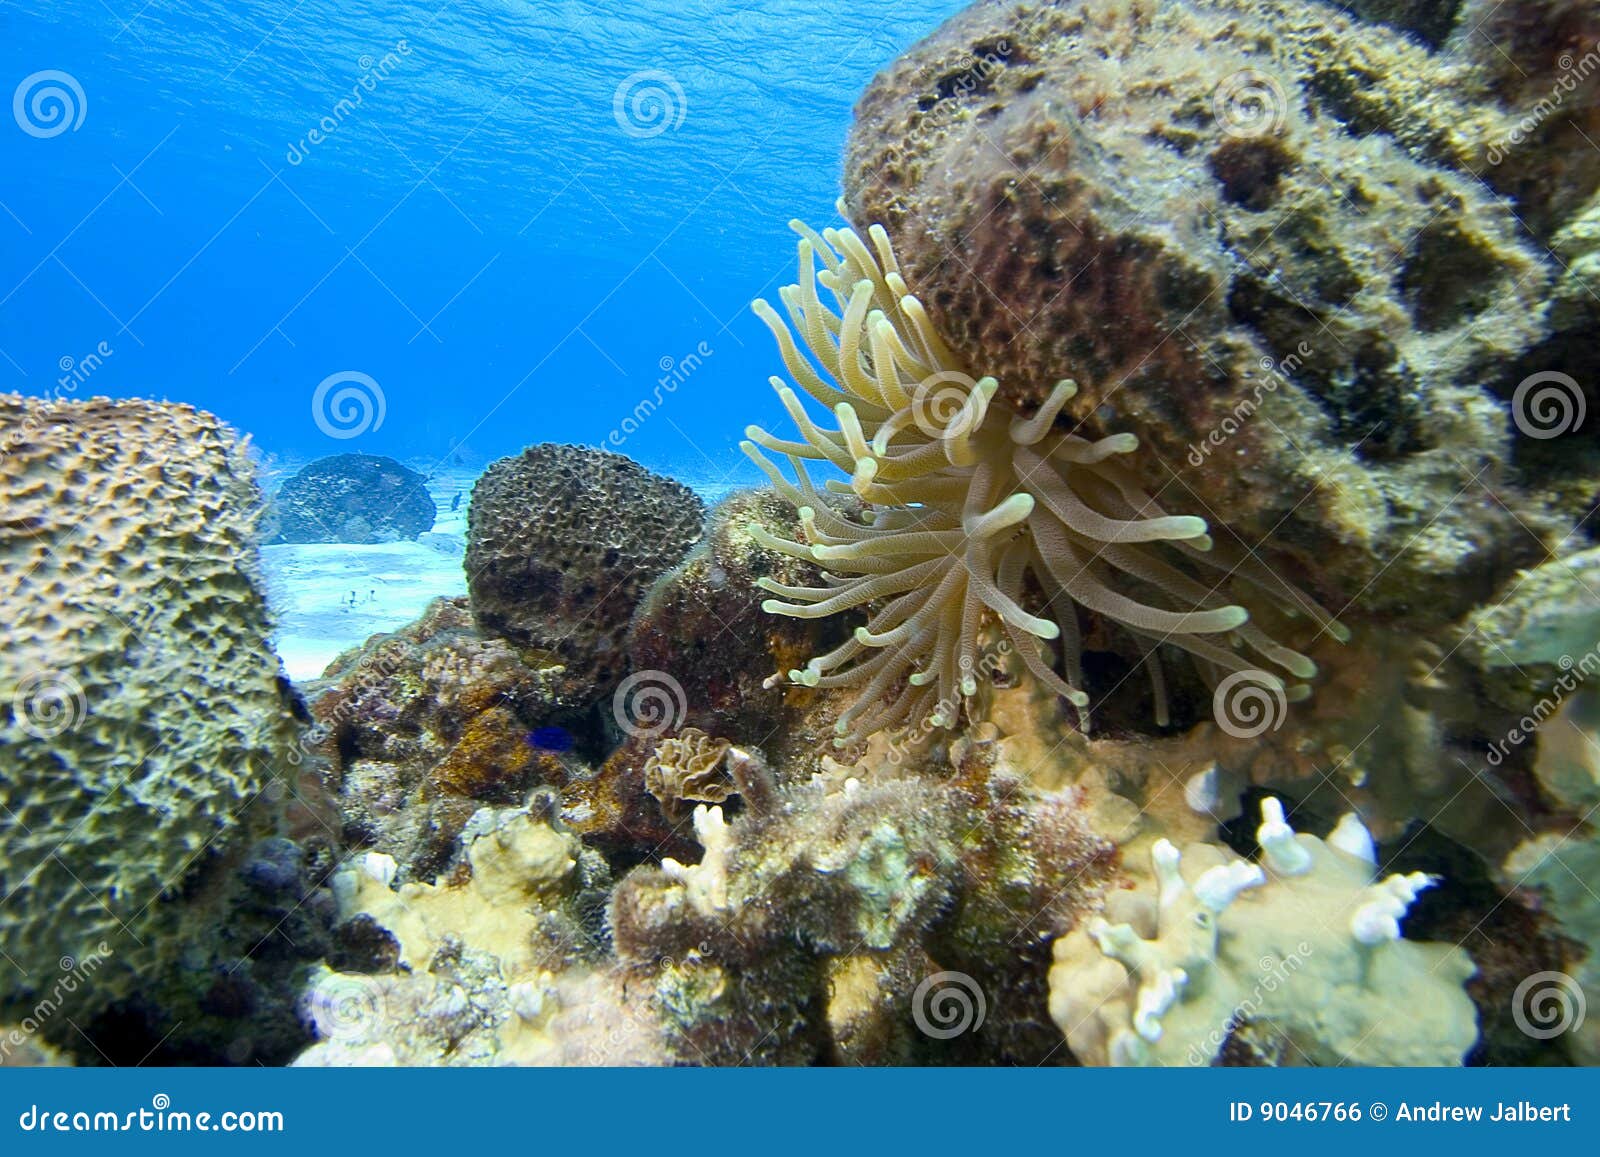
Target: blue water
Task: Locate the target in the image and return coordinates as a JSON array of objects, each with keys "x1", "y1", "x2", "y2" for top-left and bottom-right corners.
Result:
[{"x1": 1, "y1": 0, "x2": 964, "y2": 485}]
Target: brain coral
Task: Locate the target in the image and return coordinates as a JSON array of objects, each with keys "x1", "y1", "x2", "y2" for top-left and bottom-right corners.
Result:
[
  {"x1": 466, "y1": 444, "x2": 706, "y2": 702},
  {"x1": 270, "y1": 452, "x2": 435, "y2": 544},
  {"x1": 0, "y1": 394, "x2": 298, "y2": 1013},
  {"x1": 844, "y1": 0, "x2": 1592, "y2": 623}
]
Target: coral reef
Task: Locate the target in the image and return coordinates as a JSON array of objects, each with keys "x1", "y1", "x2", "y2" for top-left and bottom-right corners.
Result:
[
  {"x1": 1049, "y1": 798, "x2": 1479, "y2": 1065},
  {"x1": 743, "y1": 220, "x2": 1344, "y2": 746},
  {"x1": 466, "y1": 444, "x2": 706, "y2": 703},
  {"x1": 843, "y1": 0, "x2": 1596, "y2": 623},
  {"x1": 270, "y1": 453, "x2": 435, "y2": 544},
  {"x1": 0, "y1": 394, "x2": 303, "y2": 1030},
  {"x1": 302, "y1": 597, "x2": 584, "y2": 883},
  {"x1": 294, "y1": 798, "x2": 629, "y2": 1066},
  {"x1": 627, "y1": 488, "x2": 847, "y2": 754},
  {"x1": 610, "y1": 755, "x2": 1119, "y2": 1065},
  {"x1": 1502, "y1": 688, "x2": 1600, "y2": 1063}
]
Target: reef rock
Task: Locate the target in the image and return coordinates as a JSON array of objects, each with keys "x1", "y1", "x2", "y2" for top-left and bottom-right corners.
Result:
[
  {"x1": 844, "y1": 0, "x2": 1598, "y2": 624},
  {"x1": 303, "y1": 597, "x2": 587, "y2": 883},
  {"x1": 271, "y1": 453, "x2": 435, "y2": 544},
  {"x1": 1050, "y1": 799, "x2": 1479, "y2": 1065},
  {"x1": 466, "y1": 444, "x2": 705, "y2": 703},
  {"x1": 627, "y1": 488, "x2": 847, "y2": 757}
]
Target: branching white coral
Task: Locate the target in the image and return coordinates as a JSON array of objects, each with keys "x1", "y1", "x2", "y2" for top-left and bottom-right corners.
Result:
[
  {"x1": 744, "y1": 219, "x2": 1347, "y2": 744},
  {"x1": 1049, "y1": 798, "x2": 1476, "y2": 1067}
]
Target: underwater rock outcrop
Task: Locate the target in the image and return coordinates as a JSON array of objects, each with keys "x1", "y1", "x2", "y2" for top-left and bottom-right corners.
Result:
[
  {"x1": 303, "y1": 597, "x2": 586, "y2": 883},
  {"x1": 627, "y1": 488, "x2": 846, "y2": 754},
  {"x1": 609, "y1": 754, "x2": 1120, "y2": 1065},
  {"x1": 0, "y1": 394, "x2": 305, "y2": 1042},
  {"x1": 466, "y1": 443, "x2": 706, "y2": 703},
  {"x1": 271, "y1": 452, "x2": 435, "y2": 544},
  {"x1": 843, "y1": 0, "x2": 1597, "y2": 623}
]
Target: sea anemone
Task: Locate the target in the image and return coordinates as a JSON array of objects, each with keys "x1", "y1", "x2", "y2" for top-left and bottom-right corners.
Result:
[{"x1": 742, "y1": 219, "x2": 1347, "y2": 746}]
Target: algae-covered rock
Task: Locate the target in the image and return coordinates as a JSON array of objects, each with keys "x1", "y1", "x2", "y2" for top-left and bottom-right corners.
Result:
[{"x1": 844, "y1": 0, "x2": 1595, "y2": 624}]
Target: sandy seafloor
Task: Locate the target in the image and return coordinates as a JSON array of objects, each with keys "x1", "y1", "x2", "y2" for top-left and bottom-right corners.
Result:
[{"x1": 261, "y1": 462, "x2": 741, "y2": 682}]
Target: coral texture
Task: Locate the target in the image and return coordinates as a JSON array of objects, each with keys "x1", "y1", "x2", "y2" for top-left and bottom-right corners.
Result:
[
  {"x1": 270, "y1": 453, "x2": 435, "y2": 544},
  {"x1": 844, "y1": 0, "x2": 1595, "y2": 623},
  {"x1": 1049, "y1": 798, "x2": 1479, "y2": 1065},
  {"x1": 627, "y1": 488, "x2": 847, "y2": 753},
  {"x1": 643, "y1": 727, "x2": 735, "y2": 819},
  {"x1": 0, "y1": 394, "x2": 299, "y2": 1016},
  {"x1": 293, "y1": 800, "x2": 628, "y2": 1067},
  {"x1": 466, "y1": 444, "x2": 706, "y2": 702},
  {"x1": 304, "y1": 597, "x2": 580, "y2": 883},
  {"x1": 744, "y1": 221, "x2": 1344, "y2": 745}
]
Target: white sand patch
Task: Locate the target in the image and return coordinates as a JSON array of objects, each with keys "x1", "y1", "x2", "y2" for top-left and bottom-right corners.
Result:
[{"x1": 263, "y1": 539, "x2": 466, "y2": 682}]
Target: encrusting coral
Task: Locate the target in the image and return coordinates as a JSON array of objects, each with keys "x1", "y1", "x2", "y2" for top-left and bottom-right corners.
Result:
[
  {"x1": 743, "y1": 221, "x2": 1346, "y2": 746},
  {"x1": 643, "y1": 727, "x2": 736, "y2": 819},
  {"x1": 1049, "y1": 797, "x2": 1479, "y2": 1066}
]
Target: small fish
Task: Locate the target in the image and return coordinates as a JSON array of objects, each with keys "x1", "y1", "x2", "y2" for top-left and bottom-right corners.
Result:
[
  {"x1": 526, "y1": 726, "x2": 574, "y2": 753},
  {"x1": 451, "y1": 491, "x2": 462, "y2": 512}
]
